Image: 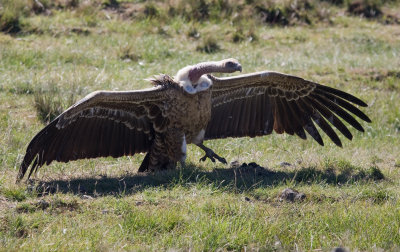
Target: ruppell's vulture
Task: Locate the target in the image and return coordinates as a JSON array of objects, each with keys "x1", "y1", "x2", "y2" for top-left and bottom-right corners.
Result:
[{"x1": 17, "y1": 58, "x2": 371, "y2": 181}]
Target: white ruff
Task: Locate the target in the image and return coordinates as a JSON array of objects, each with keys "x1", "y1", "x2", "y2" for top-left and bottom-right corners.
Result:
[
  {"x1": 175, "y1": 66, "x2": 212, "y2": 94},
  {"x1": 180, "y1": 134, "x2": 187, "y2": 163},
  {"x1": 193, "y1": 129, "x2": 205, "y2": 144}
]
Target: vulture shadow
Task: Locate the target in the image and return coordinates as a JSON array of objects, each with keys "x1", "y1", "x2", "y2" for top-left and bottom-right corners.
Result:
[{"x1": 28, "y1": 163, "x2": 384, "y2": 197}]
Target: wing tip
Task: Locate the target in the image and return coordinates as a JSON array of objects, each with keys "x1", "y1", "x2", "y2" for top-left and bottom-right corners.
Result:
[
  {"x1": 358, "y1": 99, "x2": 368, "y2": 107},
  {"x1": 16, "y1": 154, "x2": 38, "y2": 183},
  {"x1": 317, "y1": 84, "x2": 369, "y2": 107},
  {"x1": 16, "y1": 166, "x2": 27, "y2": 183}
]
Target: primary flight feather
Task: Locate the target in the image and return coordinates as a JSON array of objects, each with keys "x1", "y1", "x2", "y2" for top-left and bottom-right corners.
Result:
[{"x1": 17, "y1": 58, "x2": 371, "y2": 181}]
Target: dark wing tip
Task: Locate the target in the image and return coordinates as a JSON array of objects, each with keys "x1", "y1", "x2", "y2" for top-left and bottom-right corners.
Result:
[
  {"x1": 15, "y1": 118, "x2": 60, "y2": 183},
  {"x1": 359, "y1": 100, "x2": 368, "y2": 107},
  {"x1": 16, "y1": 167, "x2": 26, "y2": 183},
  {"x1": 316, "y1": 84, "x2": 369, "y2": 107},
  {"x1": 364, "y1": 115, "x2": 372, "y2": 123},
  {"x1": 16, "y1": 152, "x2": 39, "y2": 183}
]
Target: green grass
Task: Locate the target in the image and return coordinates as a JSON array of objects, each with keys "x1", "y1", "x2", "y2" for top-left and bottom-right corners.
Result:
[{"x1": 1, "y1": 0, "x2": 400, "y2": 250}]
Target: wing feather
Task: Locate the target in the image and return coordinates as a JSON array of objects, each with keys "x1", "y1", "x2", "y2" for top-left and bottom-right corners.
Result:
[
  {"x1": 205, "y1": 71, "x2": 370, "y2": 146},
  {"x1": 303, "y1": 97, "x2": 342, "y2": 147},
  {"x1": 239, "y1": 98, "x2": 252, "y2": 135},
  {"x1": 273, "y1": 97, "x2": 287, "y2": 134},
  {"x1": 248, "y1": 96, "x2": 257, "y2": 136},
  {"x1": 18, "y1": 86, "x2": 172, "y2": 181},
  {"x1": 311, "y1": 93, "x2": 365, "y2": 132},
  {"x1": 285, "y1": 100, "x2": 307, "y2": 139},
  {"x1": 309, "y1": 96, "x2": 353, "y2": 140},
  {"x1": 296, "y1": 99, "x2": 324, "y2": 145},
  {"x1": 263, "y1": 95, "x2": 274, "y2": 135},
  {"x1": 221, "y1": 102, "x2": 233, "y2": 135},
  {"x1": 313, "y1": 89, "x2": 371, "y2": 122}
]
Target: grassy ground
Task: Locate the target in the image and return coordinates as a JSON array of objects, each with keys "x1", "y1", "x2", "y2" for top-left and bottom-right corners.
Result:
[{"x1": 1, "y1": 0, "x2": 400, "y2": 251}]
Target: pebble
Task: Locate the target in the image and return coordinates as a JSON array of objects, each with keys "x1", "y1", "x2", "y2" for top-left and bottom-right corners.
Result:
[
  {"x1": 279, "y1": 188, "x2": 306, "y2": 202},
  {"x1": 280, "y1": 162, "x2": 292, "y2": 167},
  {"x1": 81, "y1": 195, "x2": 93, "y2": 200}
]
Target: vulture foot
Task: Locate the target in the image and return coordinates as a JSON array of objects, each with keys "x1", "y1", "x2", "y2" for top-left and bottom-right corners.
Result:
[{"x1": 197, "y1": 144, "x2": 227, "y2": 164}]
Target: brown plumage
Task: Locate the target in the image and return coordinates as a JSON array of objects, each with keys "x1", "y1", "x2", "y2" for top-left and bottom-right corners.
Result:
[{"x1": 17, "y1": 59, "x2": 371, "y2": 181}]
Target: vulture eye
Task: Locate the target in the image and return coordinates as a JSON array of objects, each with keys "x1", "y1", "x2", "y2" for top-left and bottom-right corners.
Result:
[{"x1": 226, "y1": 61, "x2": 236, "y2": 68}]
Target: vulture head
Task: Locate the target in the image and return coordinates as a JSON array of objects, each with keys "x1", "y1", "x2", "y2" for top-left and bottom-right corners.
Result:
[{"x1": 175, "y1": 58, "x2": 242, "y2": 94}]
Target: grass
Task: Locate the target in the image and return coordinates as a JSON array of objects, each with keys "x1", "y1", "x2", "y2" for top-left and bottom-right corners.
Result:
[
  {"x1": 34, "y1": 87, "x2": 77, "y2": 123},
  {"x1": 0, "y1": 0, "x2": 400, "y2": 250}
]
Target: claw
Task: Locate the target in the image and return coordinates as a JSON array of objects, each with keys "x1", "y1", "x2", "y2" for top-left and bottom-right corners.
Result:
[
  {"x1": 200, "y1": 155, "x2": 215, "y2": 163},
  {"x1": 219, "y1": 157, "x2": 227, "y2": 164},
  {"x1": 197, "y1": 143, "x2": 227, "y2": 165}
]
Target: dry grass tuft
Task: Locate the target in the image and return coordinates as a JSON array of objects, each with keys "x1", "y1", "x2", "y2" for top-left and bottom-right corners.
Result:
[
  {"x1": 117, "y1": 43, "x2": 142, "y2": 62},
  {"x1": 0, "y1": 0, "x2": 30, "y2": 34},
  {"x1": 143, "y1": 2, "x2": 159, "y2": 18},
  {"x1": 348, "y1": 0, "x2": 383, "y2": 18},
  {"x1": 196, "y1": 36, "x2": 221, "y2": 53},
  {"x1": 187, "y1": 25, "x2": 200, "y2": 39},
  {"x1": 33, "y1": 89, "x2": 76, "y2": 123},
  {"x1": 231, "y1": 28, "x2": 258, "y2": 43}
]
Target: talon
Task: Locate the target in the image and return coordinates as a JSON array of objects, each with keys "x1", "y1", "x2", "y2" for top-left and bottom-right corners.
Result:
[{"x1": 196, "y1": 143, "x2": 227, "y2": 164}]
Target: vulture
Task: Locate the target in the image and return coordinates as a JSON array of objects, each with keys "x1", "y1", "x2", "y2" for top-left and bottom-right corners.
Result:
[{"x1": 17, "y1": 58, "x2": 371, "y2": 181}]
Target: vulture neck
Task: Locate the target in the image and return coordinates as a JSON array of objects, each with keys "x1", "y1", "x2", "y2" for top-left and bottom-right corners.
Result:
[
  {"x1": 188, "y1": 61, "x2": 231, "y2": 84},
  {"x1": 175, "y1": 59, "x2": 240, "y2": 94}
]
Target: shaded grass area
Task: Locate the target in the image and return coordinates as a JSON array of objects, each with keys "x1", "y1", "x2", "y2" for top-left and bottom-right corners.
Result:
[
  {"x1": 0, "y1": 0, "x2": 400, "y2": 250},
  {"x1": 26, "y1": 163, "x2": 385, "y2": 197},
  {"x1": 0, "y1": 165, "x2": 399, "y2": 250}
]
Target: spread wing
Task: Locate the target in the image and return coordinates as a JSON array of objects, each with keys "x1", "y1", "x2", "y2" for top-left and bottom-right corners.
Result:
[
  {"x1": 18, "y1": 85, "x2": 173, "y2": 181},
  {"x1": 205, "y1": 71, "x2": 371, "y2": 145}
]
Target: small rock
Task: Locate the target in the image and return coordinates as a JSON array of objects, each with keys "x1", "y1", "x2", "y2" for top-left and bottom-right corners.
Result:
[
  {"x1": 279, "y1": 188, "x2": 306, "y2": 202},
  {"x1": 332, "y1": 247, "x2": 349, "y2": 252},
  {"x1": 280, "y1": 162, "x2": 292, "y2": 167},
  {"x1": 102, "y1": 209, "x2": 109, "y2": 214},
  {"x1": 35, "y1": 199, "x2": 50, "y2": 210},
  {"x1": 295, "y1": 193, "x2": 306, "y2": 201},
  {"x1": 244, "y1": 197, "x2": 251, "y2": 202},
  {"x1": 230, "y1": 160, "x2": 240, "y2": 168},
  {"x1": 81, "y1": 195, "x2": 93, "y2": 200}
]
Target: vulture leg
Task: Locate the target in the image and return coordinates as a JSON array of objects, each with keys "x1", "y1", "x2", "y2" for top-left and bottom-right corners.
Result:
[
  {"x1": 137, "y1": 152, "x2": 177, "y2": 172},
  {"x1": 138, "y1": 132, "x2": 181, "y2": 172},
  {"x1": 138, "y1": 153, "x2": 150, "y2": 172},
  {"x1": 197, "y1": 143, "x2": 227, "y2": 164}
]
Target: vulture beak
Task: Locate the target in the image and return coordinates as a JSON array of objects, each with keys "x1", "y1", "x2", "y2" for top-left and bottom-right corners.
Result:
[{"x1": 237, "y1": 64, "x2": 242, "y2": 72}]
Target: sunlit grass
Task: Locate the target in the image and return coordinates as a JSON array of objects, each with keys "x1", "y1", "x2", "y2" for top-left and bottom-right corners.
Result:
[{"x1": 0, "y1": 1, "x2": 400, "y2": 250}]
